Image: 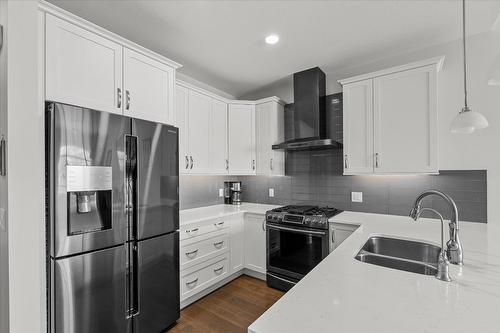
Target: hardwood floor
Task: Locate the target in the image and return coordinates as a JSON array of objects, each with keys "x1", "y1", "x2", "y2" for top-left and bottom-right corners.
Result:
[{"x1": 167, "y1": 275, "x2": 285, "y2": 333}]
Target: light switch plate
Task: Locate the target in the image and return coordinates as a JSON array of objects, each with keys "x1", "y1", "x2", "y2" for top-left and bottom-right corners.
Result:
[
  {"x1": 269, "y1": 188, "x2": 275, "y2": 197},
  {"x1": 351, "y1": 191, "x2": 363, "y2": 203},
  {"x1": 218, "y1": 188, "x2": 224, "y2": 197}
]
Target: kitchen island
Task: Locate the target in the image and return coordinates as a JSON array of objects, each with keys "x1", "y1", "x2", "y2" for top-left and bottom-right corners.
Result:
[{"x1": 249, "y1": 211, "x2": 500, "y2": 333}]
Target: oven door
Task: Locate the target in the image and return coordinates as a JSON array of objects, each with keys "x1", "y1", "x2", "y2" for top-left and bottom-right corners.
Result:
[{"x1": 266, "y1": 222, "x2": 329, "y2": 281}]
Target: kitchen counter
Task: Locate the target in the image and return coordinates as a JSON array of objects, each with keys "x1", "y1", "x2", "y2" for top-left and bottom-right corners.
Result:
[
  {"x1": 249, "y1": 211, "x2": 500, "y2": 333},
  {"x1": 180, "y1": 203, "x2": 280, "y2": 226}
]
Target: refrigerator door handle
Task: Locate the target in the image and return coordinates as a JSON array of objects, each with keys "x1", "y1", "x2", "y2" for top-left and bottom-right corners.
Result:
[{"x1": 125, "y1": 244, "x2": 133, "y2": 319}]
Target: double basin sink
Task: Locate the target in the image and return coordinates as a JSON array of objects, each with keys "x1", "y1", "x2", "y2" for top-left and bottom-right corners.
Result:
[{"x1": 355, "y1": 236, "x2": 440, "y2": 276}]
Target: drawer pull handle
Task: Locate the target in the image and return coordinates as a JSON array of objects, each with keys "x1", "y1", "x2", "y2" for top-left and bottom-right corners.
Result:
[
  {"x1": 213, "y1": 266, "x2": 224, "y2": 274},
  {"x1": 214, "y1": 222, "x2": 225, "y2": 228},
  {"x1": 213, "y1": 241, "x2": 224, "y2": 249},
  {"x1": 185, "y1": 249, "x2": 198, "y2": 258},
  {"x1": 186, "y1": 228, "x2": 199, "y2": 235},
  {"x1": 186, "y1": 278, "x2": 198, "y2": 288}
]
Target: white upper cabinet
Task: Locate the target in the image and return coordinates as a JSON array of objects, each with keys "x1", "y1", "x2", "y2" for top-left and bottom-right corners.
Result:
[
  {"x1": 123, "y1": 48, "x2": 175, "y2": 124},
  {"x1": 45, "y1": 14, "x2": 123, "y2": 114},
  {"x1": 176, "y1": 83, "x2": 229, "y2": 175},
  {"x1": 210, "y1": 100, "x2": 229, "y2": 174},
  {"x1": 187, "y1": 90, "x2": 211, "y2": 174},
  {"x1": 343, "y1": 79, "x2": 374, "y2": 175},
  {"x1": 373, "y1": 65, "x2": 438, "y2": 173},
  {"x1": 44, "y1": 11, "x2": 180, "y2": 124},
  {"x1": 228, "y1": 103, "x2": 256, "y2": 175},
  {"x1": 255, "y1": 99, "x2": 285, "y2": 176},
  {"x1": 339, "y1": 57, "x2": 443, "y2": 175},
  {"x1": 175, "y1": 85, "x2": 189, "y2": 171}
]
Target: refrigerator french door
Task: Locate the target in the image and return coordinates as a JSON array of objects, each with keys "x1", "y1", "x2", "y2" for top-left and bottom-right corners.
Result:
[{"x1": 46, "y1": 102, "x2": 180, "y2": 333}]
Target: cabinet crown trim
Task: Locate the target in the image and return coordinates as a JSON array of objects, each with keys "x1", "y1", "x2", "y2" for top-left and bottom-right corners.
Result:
[
  {"x1": 338, "y1": 56, "x2": 445, "y2": 86},
  {"x1": 177, "y1": 80, "x2": 284, "y2": 106},
  {"x1": 39, "y1": 0, "x2": 182, "y2": 69}
]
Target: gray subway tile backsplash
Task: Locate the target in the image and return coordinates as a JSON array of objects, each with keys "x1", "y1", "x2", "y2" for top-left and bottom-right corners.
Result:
[{"x1": 180, "y1": 168, "x2": 487, "y2": 223}]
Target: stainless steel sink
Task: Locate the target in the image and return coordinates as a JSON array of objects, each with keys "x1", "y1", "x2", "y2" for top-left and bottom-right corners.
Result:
[{"x1": 354, "y1": 236, "x2": 440, "y2": 276}]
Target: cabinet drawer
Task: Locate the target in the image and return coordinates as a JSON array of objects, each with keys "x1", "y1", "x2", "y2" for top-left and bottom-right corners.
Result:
[
  {"x1": 180, "y1": 231, "x2": 229, "y2": 270},
  {"x1": 180, "y1": 217, "x2": 229, "y2": 240},
  {"x1": 180, "y1": 254, "x2": 229, "y2": 300}
]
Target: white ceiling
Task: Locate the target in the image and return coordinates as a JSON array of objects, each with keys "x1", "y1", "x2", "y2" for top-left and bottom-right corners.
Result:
[{"x1": 47, "y1": 0, "x2": 500, "y2": 98}]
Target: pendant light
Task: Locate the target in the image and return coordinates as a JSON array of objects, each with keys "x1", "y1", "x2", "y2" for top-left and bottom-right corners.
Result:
[{"x1": 450, "y1": 0, "x2": 489, "y2": 133}]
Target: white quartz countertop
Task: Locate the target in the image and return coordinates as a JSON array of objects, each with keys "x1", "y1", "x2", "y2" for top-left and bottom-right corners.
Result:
[
  {"x1": 180, "y1": 203, "x2": 280, "y2": 226},
  {"x1": 249, "y1": 211, "x2": 500, "y2": 333}
]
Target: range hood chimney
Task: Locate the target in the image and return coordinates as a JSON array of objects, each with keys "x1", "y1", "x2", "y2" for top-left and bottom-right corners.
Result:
[{"x1": 272, "y1": 67, "x2": 342, "y2": 151}]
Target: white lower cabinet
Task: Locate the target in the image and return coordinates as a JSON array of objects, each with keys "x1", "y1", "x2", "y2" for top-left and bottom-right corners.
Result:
[
  {"x1": 180, "y1": 230, "x2": 229, "y2": 270},
  {"x1": 180, "y1": 254, "x2": 229, "y2": 300},
  {"x1": 229, "y1": 216, "x2": 244, "y2": 273},
  {"x1": 243, "y1": 214, "x2": 266, "y2": 274},
  {"x1": 179, "y1": 213, "x2": 266, "y2": 305}
]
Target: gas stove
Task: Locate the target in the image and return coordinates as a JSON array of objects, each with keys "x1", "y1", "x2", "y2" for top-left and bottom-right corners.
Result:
[{"x1": 265, "y1": 205, "x2": 342, "y2": 230}]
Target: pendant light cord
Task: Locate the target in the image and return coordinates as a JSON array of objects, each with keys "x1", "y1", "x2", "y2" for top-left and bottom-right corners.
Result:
[{"x1": 462, "y1": 0, "x2": 469, "y2": 109}]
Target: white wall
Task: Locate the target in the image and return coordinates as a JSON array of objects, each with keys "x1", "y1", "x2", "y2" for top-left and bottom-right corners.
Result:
[
  {"x1": 240, "y1": 31, "x2": 500, "y2": 224},
  {"x1": 3, "y1": 1, "x2": 46, "y2": 333}
]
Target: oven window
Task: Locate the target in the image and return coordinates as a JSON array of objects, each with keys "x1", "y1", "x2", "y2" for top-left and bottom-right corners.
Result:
[{"x1": 268, "y1": 226, "x2": 325, "y2": 276}]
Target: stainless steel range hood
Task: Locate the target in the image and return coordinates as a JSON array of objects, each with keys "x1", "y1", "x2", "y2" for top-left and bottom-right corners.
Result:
[{"x1": 272, "y1": 67, "x2": 342, "y2": 151}]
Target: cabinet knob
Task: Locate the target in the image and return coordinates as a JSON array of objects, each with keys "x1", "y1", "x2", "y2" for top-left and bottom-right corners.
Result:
[
  {"x1": 270, "y1": 158, "x2": 273, "y2": 171},
  {"x1": 252, "y1": 159, "x2": 255, "y2": 170}
]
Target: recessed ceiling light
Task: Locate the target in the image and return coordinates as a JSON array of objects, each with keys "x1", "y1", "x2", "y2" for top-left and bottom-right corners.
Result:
[{"x1": 265, "y1": 34, "x2": 279, "y2": 45}]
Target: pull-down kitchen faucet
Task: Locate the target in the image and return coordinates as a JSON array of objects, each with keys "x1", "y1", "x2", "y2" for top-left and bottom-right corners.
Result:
[{"x1": 409, "y1": 190, "x2": 463, "y2": 266}]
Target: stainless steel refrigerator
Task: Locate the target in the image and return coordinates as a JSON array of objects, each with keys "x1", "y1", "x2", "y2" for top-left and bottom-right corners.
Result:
[{"x1": 45, "y1": 102, "x2": 180, "y2": 333}]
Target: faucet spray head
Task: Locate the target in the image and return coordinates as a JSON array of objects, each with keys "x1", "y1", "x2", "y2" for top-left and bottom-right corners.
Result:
[{"x1": 409, "y1": 205, "x2": 420, "y2": 221}]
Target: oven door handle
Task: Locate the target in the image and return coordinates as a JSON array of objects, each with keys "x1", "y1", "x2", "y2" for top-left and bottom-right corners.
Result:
[
  {"x1": 267, "y1": 272, "x2": 297, "y2": 285},
  {"x1": 266, "y1": 224, "x2": 327, "y2": 236}
]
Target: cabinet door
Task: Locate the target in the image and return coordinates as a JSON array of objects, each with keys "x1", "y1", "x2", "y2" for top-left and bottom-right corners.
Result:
[
  {"x1": 123, "y1": 48, "x2": 174, "y2": 124},
  {"x1": 244, "y1": 215, "x2": 266, "y2": 274},
  {"x1": 255, "y1": 102, "x2": 271, "y2": 175},
  {"x1": 45, "y1": 14, "x2": 122, "y2": 114},
  {"x1": 175, "y1": 85, "x2": 190, "y2": 173},
  {"x1": 373, "y1": 65, "x2": 438, "y2": 173},
  {"x1": 210, "y1": 99, "x2": 228, "y2": 174},
  {"x1": 343, "y1": 79, "x2": 374, "y2": 175},
  {"x1": 230, "y1": 216, "x2": 244, "y2": 273},
  {"x1": 270, "y1": 102, "x2": 285, "y2": 176},
  {"x1": 228, "y1": 104, "x2": 256, "y2": 175},
  {"x1": 187, "y1": 90, "x2": 211, "y2": 173}
]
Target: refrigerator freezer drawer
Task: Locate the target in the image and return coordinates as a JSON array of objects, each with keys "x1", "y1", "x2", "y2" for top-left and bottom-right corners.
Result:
[
  {"x1": 180, "y1": 230, "x2": 229, "y2": 270},
  {"x1": 180, "y1": 254, "x2": 229, "y2": 301},
  {"x1": 51, "y1": 245, "x2": 128, "y2": 333}
]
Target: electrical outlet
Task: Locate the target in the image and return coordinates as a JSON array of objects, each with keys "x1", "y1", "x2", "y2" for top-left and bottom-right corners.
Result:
[
  {"x1": 351, "y1": 192, "x2": 363, "y2": 203},
  {"x1": 218, "y1": 188, "x2": 224, "y2": 197},
  {"x1": 269, "y1": 188, "x2": 275, "y2": 197}
]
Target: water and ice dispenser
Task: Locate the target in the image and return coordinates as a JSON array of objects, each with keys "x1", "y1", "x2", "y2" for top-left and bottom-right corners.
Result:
[{"x1": 66, "y1": 165, "x2": 113, "y2": 234}]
